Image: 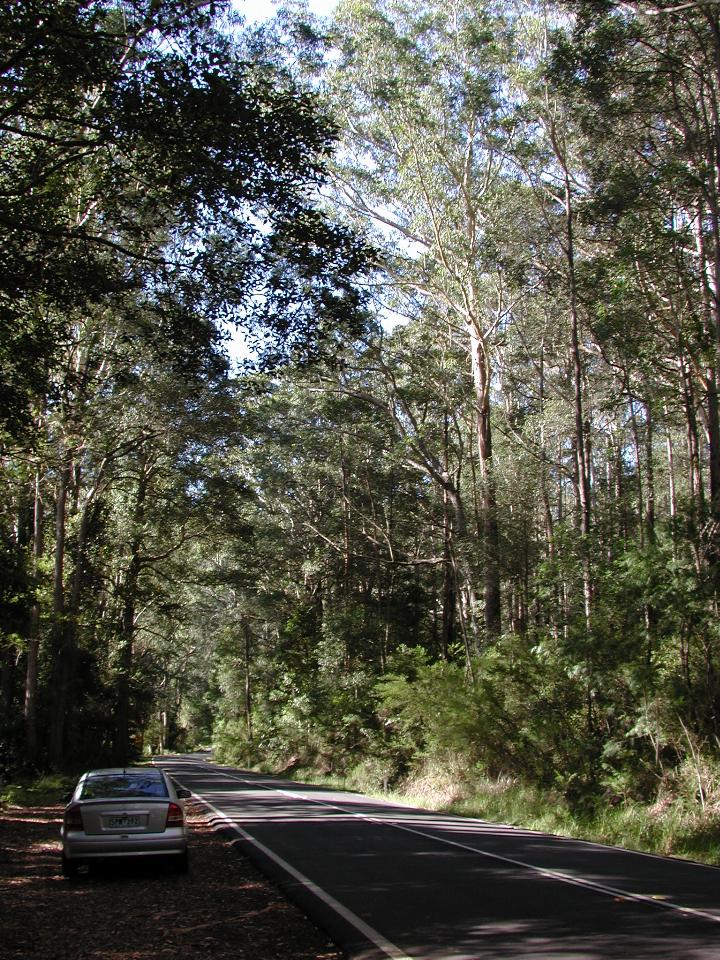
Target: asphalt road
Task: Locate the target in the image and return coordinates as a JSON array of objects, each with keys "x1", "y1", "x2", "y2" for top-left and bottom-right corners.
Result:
[{"x1": 156, "y1": 754, "x2": 720, "y2": 960}]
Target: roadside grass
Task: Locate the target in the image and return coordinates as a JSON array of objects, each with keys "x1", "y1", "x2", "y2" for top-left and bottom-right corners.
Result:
[
  {"x1": 583, "y1": 801, "x2": 720, "y2": 864},
  {"x1": 296, "y1": 761, "x2": 720, "y2": 867}
]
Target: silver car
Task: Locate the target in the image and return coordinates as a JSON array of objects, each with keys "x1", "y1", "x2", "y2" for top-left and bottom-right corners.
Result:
[{"x1": 61, "y1": 767, "x2": 191, "y2": 877}]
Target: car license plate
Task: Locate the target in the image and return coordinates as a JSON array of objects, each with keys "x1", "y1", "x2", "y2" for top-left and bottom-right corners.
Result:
[{"x1": 108, "y1": 815, "x2": 141, "y2": 829}]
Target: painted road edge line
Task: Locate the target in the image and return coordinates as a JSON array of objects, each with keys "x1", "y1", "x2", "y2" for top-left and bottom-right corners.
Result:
[{"x1": 196, "y1": 794, "x2": 414, "y2": 960}]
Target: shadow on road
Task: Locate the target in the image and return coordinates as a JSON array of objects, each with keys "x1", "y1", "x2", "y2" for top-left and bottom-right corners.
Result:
[{"x1": 156, "y1": 754, "x2": 720, "y2": 960}]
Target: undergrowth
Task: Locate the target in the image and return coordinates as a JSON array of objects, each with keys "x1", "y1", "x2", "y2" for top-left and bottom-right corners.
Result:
[{"x1": 0, "y1": 774, "x2": 74, "y2": 809}]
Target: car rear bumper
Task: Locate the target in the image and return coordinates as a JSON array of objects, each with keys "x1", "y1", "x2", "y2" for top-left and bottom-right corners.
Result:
[{"x1": 62, "y1": 830, "x2": 187, "y2": 860}]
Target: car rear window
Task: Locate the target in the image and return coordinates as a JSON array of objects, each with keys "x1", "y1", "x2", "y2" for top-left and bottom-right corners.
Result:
[{"x1": 79, "y1": 774, "x2": 169, "y2": 799}]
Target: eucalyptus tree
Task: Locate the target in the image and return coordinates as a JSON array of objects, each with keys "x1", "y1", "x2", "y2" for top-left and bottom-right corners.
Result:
[
  {"x1": 540, "y1": 0, "x2": 720, "y2": 742},
  {"x1": 312, "y1": 0, "x2": 530, "y2": 638},
  {"x1": 24, "y1": 303, "x2": 236, "y2": 767},
  {"x1": 320, "y1": 319, "x2": 489, "y2": 661},
  {"x1": 552, "y1": 0, "x2": 720, "y2": 582}
]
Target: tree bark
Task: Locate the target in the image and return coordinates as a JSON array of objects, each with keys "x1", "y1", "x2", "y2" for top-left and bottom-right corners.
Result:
[
  {"x1": 468, "y1": 323, "x2": 502, "y2": 640},
  {"x1": 243, "y1": 621, "x2": 253, "y2": 741},
  {"x1": 114, "y1": 458, "x2": 149, "y2": 765},
  {"x1": 563, "y1": 170, "x2": 592, "y2": 633},
  {"x1": 24, "y1": 467, "x2": 43, "y2": 764},
  {"x1": 48, "y1": 457, "x2": 71, "y2": 770}
]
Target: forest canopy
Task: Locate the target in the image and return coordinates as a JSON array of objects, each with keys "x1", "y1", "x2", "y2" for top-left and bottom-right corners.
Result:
[{"x1": 3, "y1": 0, "x2": 720, "y2": 840}]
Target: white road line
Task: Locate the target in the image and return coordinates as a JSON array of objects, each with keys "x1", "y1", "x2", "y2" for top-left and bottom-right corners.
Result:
[
  {"x1": 194, "y1": 764, "x2": 720, "y2": 928},
  {"x1": 196, "y1": 795, "x2": 415, "y2": 960}
]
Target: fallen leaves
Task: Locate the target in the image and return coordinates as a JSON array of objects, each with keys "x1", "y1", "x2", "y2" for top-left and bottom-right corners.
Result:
[{"x1": 0, "y1": 801, "x2": 342, "y2": 960}]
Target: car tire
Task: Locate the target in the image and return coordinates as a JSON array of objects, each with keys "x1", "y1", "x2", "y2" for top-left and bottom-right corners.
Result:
[
  {"x1": 61, "y1": 854, "x2": 79, "y2": 878},
  {"x1": 174, "y1": 850, "x2": 189, "y2": 874}
]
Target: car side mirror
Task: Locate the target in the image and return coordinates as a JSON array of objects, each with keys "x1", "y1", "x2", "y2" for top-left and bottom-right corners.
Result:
[
  {"x1": 59, "y1": 792, "x2": 73, "y2": 804},
  {"x1": 175, "y1": 788, "x2": 192, "y2": 799}
]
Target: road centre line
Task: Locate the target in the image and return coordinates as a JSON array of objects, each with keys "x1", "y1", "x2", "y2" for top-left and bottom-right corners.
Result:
[{"x1": 203, "y1": 766, "x2": 720, "y2": 928}]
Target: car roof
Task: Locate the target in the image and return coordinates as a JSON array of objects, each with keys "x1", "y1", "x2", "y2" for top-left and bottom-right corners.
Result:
[{"x1": 83, "y1": 767, "x2": 165, "y2": 778}]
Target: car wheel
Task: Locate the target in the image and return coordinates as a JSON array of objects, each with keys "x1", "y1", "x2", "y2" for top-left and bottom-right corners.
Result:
[
  {"x1": 174, "y1": 850, "x2": 189, "y2": 874},
  {"x1": 61, "y1": 854, "x2": 79, "y2": 878}
]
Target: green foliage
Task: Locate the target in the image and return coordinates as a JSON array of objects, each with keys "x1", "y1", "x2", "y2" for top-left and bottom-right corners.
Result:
[
  {"x1": 5, "y1": 1, "x2": 720, "y2": 878},
  {"x1": 377, "y1": 653, "x2": 478, "y2": 760},
  {"x1": 0, "y1": 0, "x2": 371, "y2": 438},
  {"x1": 0, "y1": 0, "x2": 373, "y2": 773},
  {"x1": 212, "y1": 717, "x2": 260, "y2": 768},
  {"x1": 0, "y1": 774, "x2": 74, "y2": 809}
]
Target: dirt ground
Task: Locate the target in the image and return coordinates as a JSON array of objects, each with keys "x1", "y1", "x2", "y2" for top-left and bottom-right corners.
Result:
[{"x1": 0, "y1": 799, "x2": 343, "y2": 960}]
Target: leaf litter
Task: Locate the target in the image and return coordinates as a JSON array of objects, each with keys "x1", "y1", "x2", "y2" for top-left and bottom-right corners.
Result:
[{"x1": 0, "y1": 800, "x2": 342, "y2": 960}]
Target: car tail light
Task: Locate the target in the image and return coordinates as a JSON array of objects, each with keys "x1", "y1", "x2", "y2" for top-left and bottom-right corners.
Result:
[
  {"x1": 64, "y1": 804, "x2": 83, "y2": 830},
  {"x1": 165, "y1": 802, "x2": 184, "y2": 828}
]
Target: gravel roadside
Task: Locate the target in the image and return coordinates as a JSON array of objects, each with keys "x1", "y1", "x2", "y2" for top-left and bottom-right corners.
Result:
[{"x1": 0, "y1": 800, "x2": 343, "y2": 960}]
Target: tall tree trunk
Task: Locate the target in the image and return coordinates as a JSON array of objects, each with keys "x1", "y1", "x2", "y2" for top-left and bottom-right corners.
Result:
[
  {"x1": 114, "y1": 579, "x2": 137, "y2": 765},
  {"x1": 440, "y1": 413, "x2": 455, "y2": 661},
  {"x1": 564, "y1": 170, "x2": 592, "y2": 633},
  {"x1": 681, "y1": 359, "x2": 706, "y2": 574},
  {"x1": 48, "y1": 457, "x2": 71, "y2": 770},
  {"x1": 114, "y1": 462, "x2": 148, "y2": 764},
  {"x1": 441, "y1": 486, "x2": 456, "y2": 662},
  {"x1": 340, "y1": 441, "x2": 351, "y2": 593},
  {"x1": 664, "y1": 406, "x2": 678, "y2": 558},
  {"x1": 695, "y1": 185, "x2": 720, "y2": 575},
  {"x1": 24, "y1": 468, "x2": 43, "y2": 764},
  {"x1": 444, "y1": 477, "x2": 480, "y2": 657},
  {"x1": 645, "y1": 401, "x2": 656, "y2": 544},
  {"x1": 243, "y1": 621, "x2": 253, "y2": 741},
  {"x1": 469, "y1": 323, "x2": 502, "y2": 639},
  {"x1": 700, "y1": 22, "x2": 720, "y2": 536},
  {"x1": 48, "y1": 452, "x2": 101, "y2": 768},
  {"x1": 628, "y1": 395, "x2": 645, "y2": 547}
]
